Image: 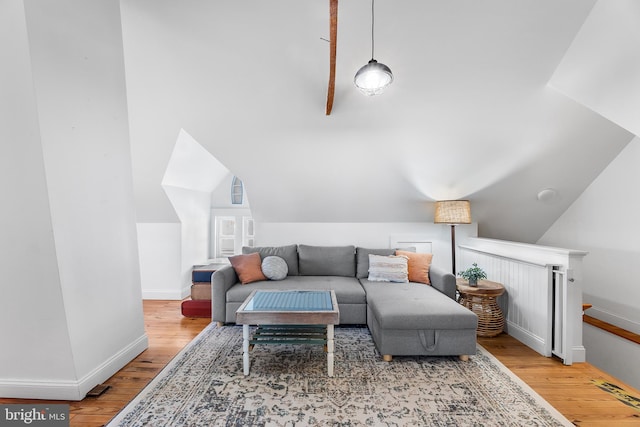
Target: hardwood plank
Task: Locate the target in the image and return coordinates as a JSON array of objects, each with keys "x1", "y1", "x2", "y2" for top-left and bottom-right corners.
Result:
[
  {"x1": 1, "y1": 301, "x2": 639, "y2": 427},
  {"x1": 479, "y1": 333, "x2": 640, "y2": 426}
]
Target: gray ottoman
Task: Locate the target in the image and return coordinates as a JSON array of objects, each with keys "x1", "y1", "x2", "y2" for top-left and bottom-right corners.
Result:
[{"x1": 362, "y1": 281, "x2": 478, "y2": 361}]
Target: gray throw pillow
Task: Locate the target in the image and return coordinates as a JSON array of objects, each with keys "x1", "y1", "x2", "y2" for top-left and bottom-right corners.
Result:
[
  {"x1": 242, "y1": 244, "x2": 299, "y2": 275},
  {"x1": 261, "y1": 256, "x2": 288, "y2": 280}
]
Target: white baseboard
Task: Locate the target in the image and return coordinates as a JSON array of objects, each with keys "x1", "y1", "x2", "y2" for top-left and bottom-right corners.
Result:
[
  {"x1": 142, "y1": 288, "x2": 188, "y2": 300},
  {"x1": 0, "y1": 379, "x2": 84, "y2": 401},
  {"x1": 506, "y1": 321, "x2": 586, "y2": 364},
  {"x1": 506, "y1": 321, "x2": 551, "y2": 357},
  {"x1": 0, "y1": 334, "x2": 148, "y2": 400},
  {"x1": 570, "y1": 345, "x2": 586, "y2": 364}
]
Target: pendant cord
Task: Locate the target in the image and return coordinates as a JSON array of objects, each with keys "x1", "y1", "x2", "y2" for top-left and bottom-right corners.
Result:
[{"x1": 371, "y1": 0, "x2": 375, "y2": 59}]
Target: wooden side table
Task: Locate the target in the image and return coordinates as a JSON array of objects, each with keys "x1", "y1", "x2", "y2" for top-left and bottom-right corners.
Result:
[{"x1": 456, "y1": 278, "x2": 505, "y2": 337}]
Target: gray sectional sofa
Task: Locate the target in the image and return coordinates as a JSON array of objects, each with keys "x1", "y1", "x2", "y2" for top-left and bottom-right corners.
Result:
[{"x1": 212, "y1": 244, "x2": 478, "y2": 361}]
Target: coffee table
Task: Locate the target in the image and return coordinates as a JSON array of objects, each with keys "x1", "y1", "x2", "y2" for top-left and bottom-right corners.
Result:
[{"x1": 236, "y1": 290, "x2": 340, "y2": 377}]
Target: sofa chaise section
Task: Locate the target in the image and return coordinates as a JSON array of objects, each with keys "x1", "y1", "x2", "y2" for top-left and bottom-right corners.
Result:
[{"x1": 362, "y1": 279, "x2": 478, "y2": 361}]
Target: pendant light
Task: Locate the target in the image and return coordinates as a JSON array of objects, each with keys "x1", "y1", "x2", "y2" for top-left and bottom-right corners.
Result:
[{"x1": 354, "y1": 0, "x2": 393, "y2": 96}]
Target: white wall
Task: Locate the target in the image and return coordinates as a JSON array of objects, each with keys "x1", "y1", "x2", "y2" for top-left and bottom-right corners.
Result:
[
  {"x1": 542, "y1": 0, "x2": 640, "y2": 389},
  {"x1": 538, "y1": 137, "x2": 640, "y2": 388},
  {"x1": 0, "y1": 0, "x2": 147, "y2": 400},
  {"x1": 538, "y1": 137, "x2": 640, "y2": 329},
  {"x1": 0, "y1": 0, "x2": 77, "y2": 388},
  {"x1": 137, "y1": 223, "x2": 183, "y2": 299},
  {"x1": 256, "y1": 222, "x2": 478, "y2": 273},
  {"x1": 583, "y1": 324, "x2": 640, "y2": 390},
  {"x1": 135, "y1": 129, "x2": 232, "y2": 300}
]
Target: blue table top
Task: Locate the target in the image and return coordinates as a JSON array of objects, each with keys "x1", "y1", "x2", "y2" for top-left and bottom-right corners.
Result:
[{"x1": 245, "y1": 291, "x2": 333, "y2": 311}]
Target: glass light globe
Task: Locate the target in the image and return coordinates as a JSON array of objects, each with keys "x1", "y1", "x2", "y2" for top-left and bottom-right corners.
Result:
[{"x1": 354, "y1": 59, "x2": 393, "y2": 96}]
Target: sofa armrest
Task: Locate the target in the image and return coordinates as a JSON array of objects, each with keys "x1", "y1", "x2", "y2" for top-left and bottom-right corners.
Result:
[
  {"x1": 211, "y1": 265, "x2": 238, "y2": 323},
  {"x1": 429, "y1": 266, "x2": 456, "y2": 300}
]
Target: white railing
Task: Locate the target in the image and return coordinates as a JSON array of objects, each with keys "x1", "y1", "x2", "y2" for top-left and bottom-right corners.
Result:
[{"x1": 459, "y1": 238, "x2": 587, "y2": 365}]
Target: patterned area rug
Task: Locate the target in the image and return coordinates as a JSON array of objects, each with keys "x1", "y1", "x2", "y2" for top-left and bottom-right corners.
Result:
[{"x1": 108, "y1": 324, "x2": 572, "y2": 426}]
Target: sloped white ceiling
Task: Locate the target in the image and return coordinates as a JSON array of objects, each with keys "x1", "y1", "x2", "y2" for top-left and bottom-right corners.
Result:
[
  {"x1": 121, "y1": 0, "x2": 636, "y2": 243},
  {"x1": 550, "y1": 0, "x2": 640, "y2": 137}
]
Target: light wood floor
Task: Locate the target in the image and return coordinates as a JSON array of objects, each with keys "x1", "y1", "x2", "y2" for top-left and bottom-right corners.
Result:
[{"x1": 1, "y1": 300, "x2": 639, "y2": 426}]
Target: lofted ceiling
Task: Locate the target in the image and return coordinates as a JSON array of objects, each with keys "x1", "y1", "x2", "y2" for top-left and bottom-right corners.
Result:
[{"x1": 120, "y1": 0, "x2": 636, "y2": 243}]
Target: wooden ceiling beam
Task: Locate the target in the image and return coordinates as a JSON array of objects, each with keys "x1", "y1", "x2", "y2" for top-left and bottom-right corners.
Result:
[{"x1": 325, "y1": 0, "x2": 338, "y2": 115}]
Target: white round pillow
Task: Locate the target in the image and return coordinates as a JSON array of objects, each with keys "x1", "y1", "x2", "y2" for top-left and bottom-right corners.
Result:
[{"x1": 261, "y1": 256, "x2": 288, "y2": 281}]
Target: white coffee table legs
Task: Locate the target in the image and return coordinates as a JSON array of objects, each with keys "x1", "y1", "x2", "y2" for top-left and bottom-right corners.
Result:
[
  {"x1": 243, "y1": 324, "x2": 250, "y2": 376},
  {"x1": 242, "y1": 324, "x2": 335, "y2": 377},
  {"x1": 327, "y1": 324, "x2": 334, "y2": 377}
]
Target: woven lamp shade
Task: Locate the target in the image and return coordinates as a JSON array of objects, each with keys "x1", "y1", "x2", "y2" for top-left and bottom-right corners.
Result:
[{"x1": 434, "y1": 200, "x2": 471, "y2": 224}]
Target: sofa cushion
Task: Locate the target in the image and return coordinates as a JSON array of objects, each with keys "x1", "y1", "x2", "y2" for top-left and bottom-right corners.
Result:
[
  {"x1": 395, "y1": 250, "x2": 433, "y2": 285},
  {"x1": 356, "y1": 247, "x2": 416, "y2": 278},
  {"x1": 226, "y1": 276, "x2": 366, "y2": 305},
  {"x1": 362, "y1": 280, "x2": 477, "y2": 330},
  {"x1": 261, "y1": 256, "x2": 288, "y2": 281},
  {"x1": 367, "y1": 254, "x2": 409, "y2": 283},
  {"x1": 298, "y1": 245, "x2": 356, "y2": 277},
  {"x1": 243, "y1": 244, "x2": 299, "y2": 276},
  {"x1": 229, "y1": 253, "x2": 267, "y2": 284}
]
